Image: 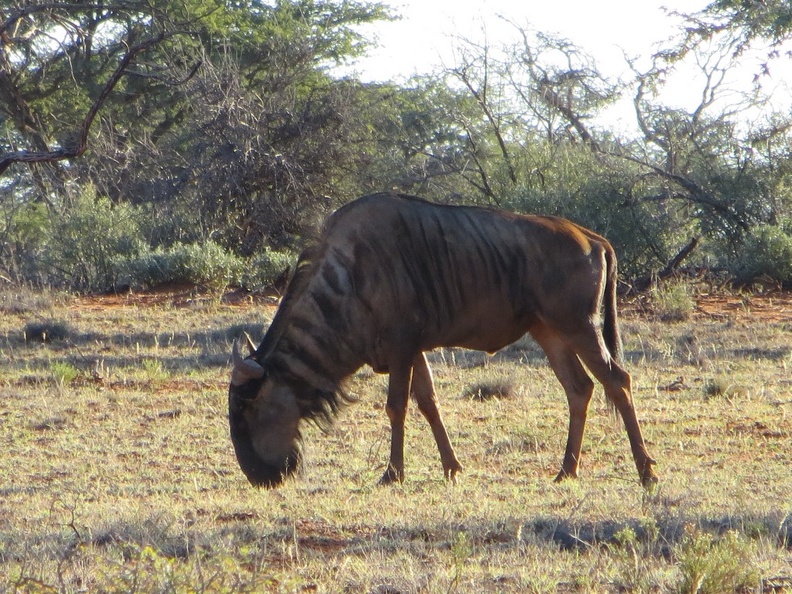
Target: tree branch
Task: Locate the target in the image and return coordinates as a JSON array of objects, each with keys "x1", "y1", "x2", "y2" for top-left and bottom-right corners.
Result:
[
  {"x1": 0, "y1": 32, "x2": 169, "y2": 177},
  {"x1": 1, "y1": 4, "x2": 108, "y2": 36}
]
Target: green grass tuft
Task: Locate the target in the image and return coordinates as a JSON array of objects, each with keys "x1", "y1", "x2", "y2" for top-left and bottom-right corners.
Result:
[{"x1": 651, "y1": 281, "x2": 696, "y2": 322}]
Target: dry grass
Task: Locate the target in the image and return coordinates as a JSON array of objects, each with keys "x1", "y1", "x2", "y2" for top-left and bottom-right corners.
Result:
[{"x1": 1, "y1": 286, "x2": 791, "y2": 592}]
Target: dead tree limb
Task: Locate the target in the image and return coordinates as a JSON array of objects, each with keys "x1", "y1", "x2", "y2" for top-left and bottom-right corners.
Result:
[
  {"x1": 631, "y1": 236, "x2": 700, "y2": 292},
  {"x1": 660, "y1": 236, "x2": 699, "y2": 278}
]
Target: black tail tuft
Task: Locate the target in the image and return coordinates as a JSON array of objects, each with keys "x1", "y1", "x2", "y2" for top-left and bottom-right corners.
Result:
[{"x1": 602, "y1": 247, "x2": 623, "y2": 364}]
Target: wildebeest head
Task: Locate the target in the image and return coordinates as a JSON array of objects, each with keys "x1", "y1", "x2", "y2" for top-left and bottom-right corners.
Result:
[{"x1": 228, "y1": 337, "x2": 302, "y2": 488}]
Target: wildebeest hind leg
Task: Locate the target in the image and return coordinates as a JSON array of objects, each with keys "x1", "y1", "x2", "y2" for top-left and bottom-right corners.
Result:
[
  {"x1": 380, "y1": 358, "x2": 412, "y2": 485},
  {"x1": 574, "y1": 332, "x2": 658, "y2": 487},
  {"x1": 411, "y1": 353, "x2": 462, "y2": 482},
  {"x1": 530, "y1": 324, "x2": 595, "y2": 482}
]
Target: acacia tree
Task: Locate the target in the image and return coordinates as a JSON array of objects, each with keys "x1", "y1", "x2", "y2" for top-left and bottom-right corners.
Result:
[
  {"x1": 624, "y1": 0, "x2": 792, "y2": 266},
  {"x1": 0, "y1": 0, "x2": 205, "y2": 283},
  {"x1": 433, "y1": 30, "x2": 678, "y2": 276},
  {"x1": 0, "y1": 1, "x2": 202, "y2": 187},
  {"x1": 0, "y1": 0, "x2": 397, "y2": 283}
]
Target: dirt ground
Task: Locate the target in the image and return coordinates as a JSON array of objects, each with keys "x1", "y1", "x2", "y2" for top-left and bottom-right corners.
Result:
[
  {"x1": 72, "y1": 284, "x2": 792, "y2": 324},
  {"x1": 621, "y1": 288, "x2": 792, "y2": 323}
]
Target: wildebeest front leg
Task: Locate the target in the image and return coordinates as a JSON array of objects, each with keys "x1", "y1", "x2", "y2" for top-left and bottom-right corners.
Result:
[
  {"x1": 379, "y1": 359, "x2": 413, "y2": 485},
  {"x1": 411, "y1": 353, "x2": 462, "y2": 482}
]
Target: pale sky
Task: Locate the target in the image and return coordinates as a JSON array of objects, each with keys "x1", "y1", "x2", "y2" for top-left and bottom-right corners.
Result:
[
  {"x1": 346, "y1": 0, "x2": 709, "y2": 82},
  {"x1": 338, "y1": 0, "x2": 792, "y2": 132}
]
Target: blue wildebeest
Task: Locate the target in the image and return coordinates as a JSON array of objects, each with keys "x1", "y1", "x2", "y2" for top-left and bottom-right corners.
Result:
[{"x1": 228, "y1": 193, "x2": 658, "y2": 488}]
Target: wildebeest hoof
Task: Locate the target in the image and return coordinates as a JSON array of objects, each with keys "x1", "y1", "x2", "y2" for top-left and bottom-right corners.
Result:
[
  {"x1": 378, "y1": 466, "x2": 404, "y2": 485},
  {"x1": 640, "y1": 464, "x2": 659, "y2": 490},
  {"x1": 553, "y1": 469, "x2": 578, "y2": 483},
  {"x1": 444, "y1": 462, "x2": 463, "y2": 484}
]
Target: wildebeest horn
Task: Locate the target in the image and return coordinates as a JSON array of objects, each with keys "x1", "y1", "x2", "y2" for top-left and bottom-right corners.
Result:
[
  {"x1": 244, "y1": 332, "x2": 256, "y2": 355},
  {"x1": 231, "y1": 338, "x2": 265, "y2": 385},
  {"x1": 243, "y1": 332, "x2": 257, "y2": 355}
]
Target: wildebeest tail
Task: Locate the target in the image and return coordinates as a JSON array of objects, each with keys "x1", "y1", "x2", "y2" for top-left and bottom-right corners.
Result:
[{"x1": 602, "y1": 246, "x2": 623, "y2": 365}]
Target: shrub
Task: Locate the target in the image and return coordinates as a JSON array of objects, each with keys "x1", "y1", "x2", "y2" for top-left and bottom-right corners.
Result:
[
  {"x1": 673, "y1": 530, "x2": 757, "y2": 594},
  {"x1": 1, "y1": 201, "x2": 51, "y2": 283},
  {"x1": 732, "y1": 223, "x2": 792, "y2": 283},
  {"x1": 113, "y1": 249, "x2": 177, "y2": 289},
  {"x1": 169, "y1": 242, "x2": 244, "y2": 289},
  {"x1": 240, "y1": 247, "x2": 296, "y2": 291},
  {"x1": 650, "y1": 282, "x2": 695, "y2": 322},
  {"x1": 114, "y1": 242, "x2": 244, "y2": 290},
  {"x1": 44, "y1": 187, "x2": 146, "y2": 291},
  {"x1": 2, "y1": 186, "x2": 152, "y2": 291}
]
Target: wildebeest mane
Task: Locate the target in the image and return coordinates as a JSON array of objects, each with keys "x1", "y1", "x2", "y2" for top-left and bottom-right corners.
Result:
[
  {"x1": 253, "y1": 246, "x2": 318, "y2": 360},
  {"x1": 252, "y1": 245, "x2": 355, "y2": 430}
]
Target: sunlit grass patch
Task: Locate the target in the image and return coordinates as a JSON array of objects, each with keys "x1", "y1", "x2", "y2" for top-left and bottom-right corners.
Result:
[
  {"x1": 50, "y1": 360, "x2": 80, "y2": 385},
  {"x1": 1, "y1": 285, "x2": 791, "y2": 592}
]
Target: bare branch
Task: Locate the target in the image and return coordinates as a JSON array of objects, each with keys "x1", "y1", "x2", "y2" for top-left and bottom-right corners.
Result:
[
  {"x1": 0, "y1": 3, "x2": 108, "y2": 36},
  {"x1": 536, "y1": 75, "x2": 600, "y2": 152},
  {"x1": 448, "y1": 42, "x2": 518, "y2": 187}
]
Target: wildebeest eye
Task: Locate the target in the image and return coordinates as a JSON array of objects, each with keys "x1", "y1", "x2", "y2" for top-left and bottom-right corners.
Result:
[{"x1": 230, "y1": 379, "x2": 263, "y2": 401}]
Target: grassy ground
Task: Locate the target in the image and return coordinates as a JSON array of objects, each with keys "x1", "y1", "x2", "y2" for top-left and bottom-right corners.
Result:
[{"x1": 0, "y1": 284, "x2": 790, "y2": 593}]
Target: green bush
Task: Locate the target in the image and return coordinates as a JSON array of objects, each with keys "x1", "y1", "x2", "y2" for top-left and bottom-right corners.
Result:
[
  {"x1": 3, "y1": 181, "x2": 296, "y2": 292},
  {"x1": 2, "y1": 186, "x2": 149, "y2": 291},
  {"x1": 651, "y1": 281, "x2": 696, "y2": 322},
  {"x1": 1, "y1": 201, "x2": 50, "y2": 282},
  {"x1": 114, "y1": 242, "x2": 294, "y2": 291},
  {"x1": 673, "y1": 530, "x2": 757, "y2": 594},
  {"x1": 240, "y1": 247, "x2": 296, "y2": 290},
  {"x1": 113, "y1": 249, "x2": 176, "y2": 289},
  {"x1": 45, "y1": 188, "x2": 146, "y2": 291},
  {"x1": 169, "y1": 242, "x2": 244, "y2": 289},
  {"x1": 732, "y1": 223, "x2": 792, "y2": 283},
  {"x1": 114, "y1": 242, "x2": 245, "y2": 290}
]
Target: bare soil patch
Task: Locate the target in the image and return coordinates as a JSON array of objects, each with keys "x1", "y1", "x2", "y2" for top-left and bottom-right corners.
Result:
[
  {"x1": 621, "y1": 289, "x2": 792, "y2": 323},
  {"x1": 70, "y1": 284, "x2": 279, "y2": 310},
  {"x1": 75, "y1": 285, "x2": 792, "y2": 323},
  {"x1": 693, "y1": 290, "x2": 792, "y2": 323}
]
